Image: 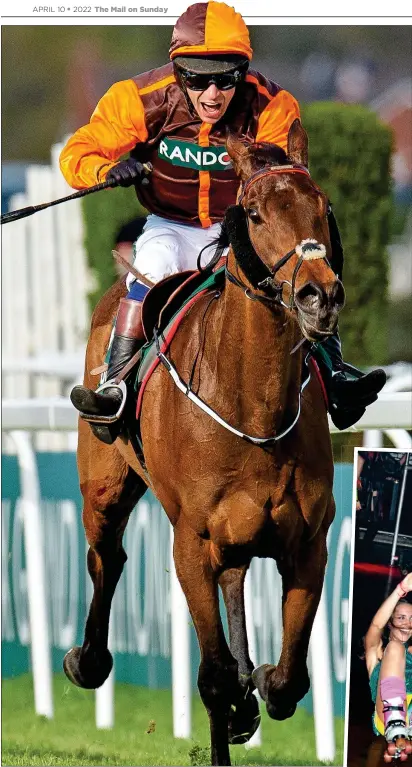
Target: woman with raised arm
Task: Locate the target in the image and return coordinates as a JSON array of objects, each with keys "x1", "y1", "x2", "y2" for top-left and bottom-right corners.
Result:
[{"x1": 365, "y1": 574, "x2": 412, "y2": 761}]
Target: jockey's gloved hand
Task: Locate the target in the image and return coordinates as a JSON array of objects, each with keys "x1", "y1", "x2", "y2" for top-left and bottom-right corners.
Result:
[{"x1": 106, "y1": 158, "x2": 149, "y2": 188}]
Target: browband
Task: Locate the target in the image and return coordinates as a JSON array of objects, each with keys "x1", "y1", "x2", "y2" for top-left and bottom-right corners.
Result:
[{"x1": 238, "y1": 164, "x2": 311, "y2": 203}]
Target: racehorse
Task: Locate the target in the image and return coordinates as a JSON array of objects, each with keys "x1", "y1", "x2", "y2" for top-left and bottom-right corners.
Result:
[{"x1": 63, "y1": 119, "x2": 345, "y2": 766}]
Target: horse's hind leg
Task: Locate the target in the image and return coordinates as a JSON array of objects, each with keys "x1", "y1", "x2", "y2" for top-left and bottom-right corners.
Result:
[
  {"x1": 219, "y1": 567, "x2": 261, "y2": 744},
  {"x1": 173, "y1": 520, "x2": 238, "y2": 766},
  {"x1": 64, "y1": 429, "x2": 147, "y2": 689}
]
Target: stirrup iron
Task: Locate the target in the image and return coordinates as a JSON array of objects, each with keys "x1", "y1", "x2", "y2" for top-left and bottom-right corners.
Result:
[{"x1": 78, "y1": 380, "x2": 127, "y2": 425}]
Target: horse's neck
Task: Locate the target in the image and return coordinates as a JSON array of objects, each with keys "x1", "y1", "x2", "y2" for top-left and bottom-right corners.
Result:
[{"x1": 210, "y1": 270, "x2": 304, "y2": 436}]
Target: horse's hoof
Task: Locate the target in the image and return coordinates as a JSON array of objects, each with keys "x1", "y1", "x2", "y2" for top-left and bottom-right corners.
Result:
[
  {"x1": 63, "y1": 646, "x2": 113, "y2": 689},
  {"x1": 252, "y1": 663, "x2": 307, "y2": 721},
  {"x1": 228, "y1": 693, "x2": 261, "y2": 745},
  {"x1": 251, "y1": 664, "x2": 272, "y2": 700},
  {"x1": 266, "y1": 699, "x2": 297, "y2": 721}
]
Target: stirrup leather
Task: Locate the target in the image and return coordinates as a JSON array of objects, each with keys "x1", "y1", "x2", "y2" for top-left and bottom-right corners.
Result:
[{"x1": 78, "y1": 380, "x2": 127, "y2": 425}]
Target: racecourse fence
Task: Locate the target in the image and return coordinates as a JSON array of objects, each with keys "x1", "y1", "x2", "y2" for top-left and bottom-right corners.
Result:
[
  {"x1": 2, "y1": 436, "x2": 411, "y2": 760},
  {"x1": 2, "y1": 449, "x2": 352, "y2": 760},
  {"x1": 2, "y1": 142, "x2": 89, "y2": 451},
  {"x1": 1, "y1": 464, "x2": 350, "y2": 692}
]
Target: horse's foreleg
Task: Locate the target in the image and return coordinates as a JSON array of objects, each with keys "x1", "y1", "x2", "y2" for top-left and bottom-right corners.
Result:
[
  {"x1": 173, "y1": 521, "x2": 237, "y2": 766},
  {"x1": 64, "y1": 438, "x2": 146, "y2": 689},
  {"x1": 253, "y1": 525, "x2": 328, "y2": 721},
  {"x1": 219, "y1": 566, "x2": 261, "y2": 744},
  {"x1": 219, "y1": 566, "x2": 253, "y2": 682}
]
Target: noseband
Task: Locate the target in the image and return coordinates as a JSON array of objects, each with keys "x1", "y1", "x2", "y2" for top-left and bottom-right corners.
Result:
[{"x1": 225, "y1": 164, "x2": 328, "y2": 310}]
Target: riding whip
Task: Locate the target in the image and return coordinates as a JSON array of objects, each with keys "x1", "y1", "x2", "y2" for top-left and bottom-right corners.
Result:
[{"x1": 0, "y1": 163, "x2": 153, "y2": 225}]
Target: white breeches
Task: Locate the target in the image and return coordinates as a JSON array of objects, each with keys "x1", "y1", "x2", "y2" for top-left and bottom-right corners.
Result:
[{"x1": 126, "y1": 214, "x2": 224, "y2": 289}]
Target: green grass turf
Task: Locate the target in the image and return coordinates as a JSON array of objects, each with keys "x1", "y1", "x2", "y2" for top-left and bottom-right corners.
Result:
[{"x1": 2, "y1": 674, "x2": 344, "y2": 766}]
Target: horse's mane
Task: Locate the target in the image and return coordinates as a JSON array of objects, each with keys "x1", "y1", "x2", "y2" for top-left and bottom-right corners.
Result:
[{"x1": 198, "y1": 142, "x2": 289, "y2": 272}]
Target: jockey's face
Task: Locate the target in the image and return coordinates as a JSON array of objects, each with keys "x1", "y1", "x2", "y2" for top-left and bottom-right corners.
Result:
[{"x1": 186, "y1": 82, "x2": 236, "y2": 124}]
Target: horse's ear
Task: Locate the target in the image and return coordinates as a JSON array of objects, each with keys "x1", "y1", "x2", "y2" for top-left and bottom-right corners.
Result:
[
  {"x1": 287, "y1": 119, "x2": 309, "y2": 168},
  {"x1": 226, "y1": 131, "x2": 254, "y2": 179}
]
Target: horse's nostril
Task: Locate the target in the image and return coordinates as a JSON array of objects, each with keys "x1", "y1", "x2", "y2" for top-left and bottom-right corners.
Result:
[
  {"x1": 295, "y1": 282, "x2": 324, "y2": 311},
  {"x1": 330, "y1": 280, "x2": 345, "y2": 308}
]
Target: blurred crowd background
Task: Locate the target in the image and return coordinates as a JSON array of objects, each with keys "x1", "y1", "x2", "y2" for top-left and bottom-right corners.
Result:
[{"x1": 2, "y1": 24, "x2": 411, "y2": 361}]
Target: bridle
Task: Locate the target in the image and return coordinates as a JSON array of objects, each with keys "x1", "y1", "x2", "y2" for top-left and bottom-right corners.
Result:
[{"x1": 225, "y1": 163, "x2": 329, "y2": 310}]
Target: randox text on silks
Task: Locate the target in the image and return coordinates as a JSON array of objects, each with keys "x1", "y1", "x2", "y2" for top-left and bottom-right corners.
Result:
[{"x1": 158, "y1": 138, "x2": 232, "y2": 172}]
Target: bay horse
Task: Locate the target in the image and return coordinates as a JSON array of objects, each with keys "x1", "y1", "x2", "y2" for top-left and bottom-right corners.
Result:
[{"x1": 64, "y1": 119, "x2": 345, "y2": 766}]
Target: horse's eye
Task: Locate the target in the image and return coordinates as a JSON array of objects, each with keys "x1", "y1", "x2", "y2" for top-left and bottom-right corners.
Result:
[{"x1": 247, "y1": 208, "x2": 261, "y2": 223}]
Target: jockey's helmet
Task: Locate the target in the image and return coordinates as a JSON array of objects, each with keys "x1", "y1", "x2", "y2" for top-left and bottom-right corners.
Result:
[{"x1": 170, "y1": 1, "x2": 252, "y2": 89}]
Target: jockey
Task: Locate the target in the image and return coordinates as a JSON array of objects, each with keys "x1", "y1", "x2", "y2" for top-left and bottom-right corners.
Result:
[{"x1": 60, "y1": 0, "x2": 386, "y2": 443}]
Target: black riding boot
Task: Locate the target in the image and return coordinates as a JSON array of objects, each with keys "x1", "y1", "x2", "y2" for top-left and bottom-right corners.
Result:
[
  {"x1": 317, "y1": 332, "x2": 386, "y2": 430},
  {"x1": 70, "y1": 298, "x2": 145, "y2": 443}
]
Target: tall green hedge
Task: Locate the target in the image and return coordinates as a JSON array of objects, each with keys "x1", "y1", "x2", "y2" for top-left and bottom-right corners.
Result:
[
  {"x1": 81, "y1": 102, "x2": 393, "y2": 366},
  {"x1": 301, "y1": 102, "x2": 393, "y2": 366}
]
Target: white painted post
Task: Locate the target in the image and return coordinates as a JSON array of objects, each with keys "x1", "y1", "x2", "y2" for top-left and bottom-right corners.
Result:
[
  {"x1": 170, "y1": 527, "x2": 192, "y2": 738},
  {"x1": 50, "y1": 142, "x2": 90, "y2": 354},
  {"x1": 95, "y1": 674, "x2": 114, "y2": 729},
  {"x1": 363, "y1": 429, "x2": 383, "y2": 448},
  {"x1": 2, "y1": 195, "x2": 31, "y2": 401},
  {"x1": 244, "y1": 569, "x2": 262, "y2": 749},
  {"x1": 11, "y1": 430, "x2": 53, "y2": 718},
  {"x1": 3, "y1": 194, "x2": 31, "y2": 455},
  {"x1": 95, "y1": 619, "x2": 114, "y2": 729},
  {"x1": 385, "y1": 431, "x2": 412, "y2": 449},
  {"x1": 309, "y1": 586, "x2": 335, "y2": 761},
  {"x1": 27, "y1": 165, "x2": 64, "y2": 451}
]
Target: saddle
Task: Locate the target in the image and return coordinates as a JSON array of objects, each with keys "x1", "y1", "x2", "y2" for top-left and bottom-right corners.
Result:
[
  {"x1": 136, "y1": 266, "x2": 226, "y2": 404},
  {"x1": 141, "y1": 270, "x2": 207, "y2": 341},
  {"x1": 125, "y1": 265, "x2": 226, "y2": 465},
  {"x1": 107, "y1": 267, "x2": 223, "y2": 391}
]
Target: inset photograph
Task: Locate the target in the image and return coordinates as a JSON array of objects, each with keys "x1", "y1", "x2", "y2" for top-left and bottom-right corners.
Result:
[{"x1": 347, "y1": 449, "x2": 412, "y2": 766}]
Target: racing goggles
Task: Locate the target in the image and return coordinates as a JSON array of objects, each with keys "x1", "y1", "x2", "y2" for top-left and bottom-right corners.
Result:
[{"x1": 179, "y1": 68, "x2": 246, "y2": 92}]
